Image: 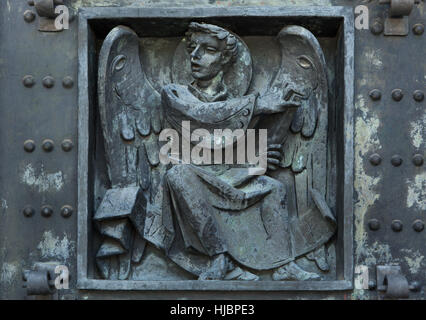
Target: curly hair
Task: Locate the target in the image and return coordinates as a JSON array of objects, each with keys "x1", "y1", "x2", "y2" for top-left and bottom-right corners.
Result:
[{"x1": 185, "y1": 22, "x2": 239, "y2": 67}]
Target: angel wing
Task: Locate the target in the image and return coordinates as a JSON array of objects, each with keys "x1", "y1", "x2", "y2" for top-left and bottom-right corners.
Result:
[
  {"x1": 95, "y1": 26, "x2": 167, "y2": 279},
  {"x1": 255, "y1": 26, "x2": 334, "y2": 269},
  {"x1": 257, "y1": 25, "x2": 329, "y2": 194}
]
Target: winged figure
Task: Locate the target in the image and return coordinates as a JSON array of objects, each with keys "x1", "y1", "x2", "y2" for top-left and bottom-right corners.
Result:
[{"x1": 94, "y1": 22, "x2": 336, "y2": 281}]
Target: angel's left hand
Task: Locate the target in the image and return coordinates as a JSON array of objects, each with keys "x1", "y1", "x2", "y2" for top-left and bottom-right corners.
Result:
[{"x1": 267, "y1": 144, "x2": 283, "y2": 171}]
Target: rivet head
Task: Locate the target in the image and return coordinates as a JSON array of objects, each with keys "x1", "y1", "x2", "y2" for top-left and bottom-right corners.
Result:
[
  {"x1": 23, "y1": 206, "x2": 35, "y2": 217},
  {"x1": 412, "y1": 154, "x2": 424, "y2": 166},
  {"x1": 368, "y1": 219, "x2": 380, "y2": 231},
  {"x1": 413, "y1": 23, "x2": 424, "y2": 35},
  {"x1": 62, "y1": 76, "x2": 74, "y2": 88},
  {"x1": 391, "y1": 220, "x2": 403, "y2": 232},
  {"x1": 391, "y1": 89, "x2": 403, "y2": 101},
  {"x1": 23, "y1": 10, "x2": 35, "y2": 23},
  {"x1": 61, "y1": 139, "x2": 73, "y2": 152},
  {"x1": 369, "y1": 89, "x2": 381, "y2": 101},
  {"x1": 391, "y1": 155, "x2": 402, "y2": 167},
  {"x1": 413, "y1": 90, "x2": 424, "y2": 102},
  {"x1": 22, "y1": 75, "x2": 35, "y2": 88},
  {"x1": 42, "y1": 139, "x2": 54, "y2": 152},
  {"x1": 61, "y1": 205, "x2": 73, "y2": 218},
  {"x1": 412, "y1": 220, "x2": 424, "y2": 232},
  {"x1": 371, "y1": 20, "x2": 384, "y2": 35},
  {"x1": 23, "y1": 139, "x2": 36, "y2": 152},
  {"x1": 41, "y1": 205, "x2": 53, "y2": 217},
  {"x1": 42, "y1": 76, "x2": 54, "y2": 88},
  {"x1": 369, "y1": 153, "x2": 382, "y2": 166}
]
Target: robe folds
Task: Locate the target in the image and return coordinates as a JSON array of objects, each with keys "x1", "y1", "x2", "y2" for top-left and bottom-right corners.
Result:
[{"x1": 156, "y1": 84, "x2": 336, "y2": 275}]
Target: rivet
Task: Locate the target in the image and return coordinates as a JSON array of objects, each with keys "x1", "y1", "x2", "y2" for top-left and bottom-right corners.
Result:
[
  {"x1": 391, "y1": 154, "x2": 402, "y2": 167},
  {"x1": 368, "y1": 219, "x2": 380, "y2": 231},
  {"x1": 61, "y1": 139, "x2": 73, "y2": 152},
  {"x1": 62, "y1": 76, "x2": 74, "y2": 88},
  {"x1": 23, "y1": 139, "x2": 36, "y2": 152},
  {"x1": 412, "y1": 219, "x2": 424, "y2": 232},
  {"x1": 41, "y1": 205, "x2": 53, "y2": 217},
  {"x1": 371, "y1": 20, "x2": 384, "y2": 35},
  {"x1": 42, "y1": 139, "x2": 54, "y2": 152},
  {"x1": 61, "y1": 205, "x2": 73, "y2": 218},
  {"x1": 391, "y1": 89, "x2": 403, "y2": 101},
  {"x1": 42, "y1": 76, "x2": 54, "y2": 88},
  {"x1": 369, "y1": 153, "x2": 382, "y2": 166},
  {"x1": 23, "y1": 206, "x2": 35, "y2": 217},
  {"x1": 412, "y1": 154, "x2": 424, "y2": 166},
  {"x1": 23, "y1": 10, "x2": 35, "y2": 23},
  {"x1": 391, "y1": 220, "x2": 403, "y2": 232},
  {"x1": 413, "y1": 23, "x2": 424, "y2": 35},
  {"x1": 413, "y1": 90, "x2": 424, "y2": 102},
  {"x1": 22, "y1": 75, "x2": 35, "y2": 88},
  {"x1": 369, "y1": 89, "x2": 381, "y2": 101}
]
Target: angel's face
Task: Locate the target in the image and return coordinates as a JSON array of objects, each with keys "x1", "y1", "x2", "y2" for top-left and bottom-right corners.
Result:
[{"x1": 187, "y1": 32, "x2": 226, "y2": 81}]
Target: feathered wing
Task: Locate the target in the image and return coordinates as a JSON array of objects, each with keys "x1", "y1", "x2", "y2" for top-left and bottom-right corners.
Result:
[
  {"x1": 259, "y1": 26, "x2": 335, "y2": 267},
  {"x1": 264, "y1": 25, "x2": 329, "y2": 201},
  {"x1": 95, "y1": 25, "x2": 166, "y2": 279}
]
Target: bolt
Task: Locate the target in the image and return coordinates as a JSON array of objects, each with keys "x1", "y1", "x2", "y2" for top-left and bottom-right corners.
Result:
[
  {"x1": 412, "y1": 154, "x2": 424, "y2": 166},
  {"x1": 391, "y1": 155, "x2": 402, "y2": 167},
  {"x1": 368, "y1": 219, "x2": 380, "y2": 231},
  {"x1": 23, "y1": 206, "x2": 35, "y2": 217},
  {"x1": 22, "y1": 75, "x2": 35, "y2": 88},
  {"x1": 391, "y1": 220, "x2": 403, "y2": 232},
  {"x1": 42, "y1": 76, "x2": 54, "y2": 88},
  {"x1": 369, "y1": 153, "x2": 382, "y2": 166},
  {"x1": 62, "y1": 76, "x2": 74, "y2": 89},
  {"x1": 409, "y1": 281, "x2": 422, "y2": 292},
  {"x1": 41, "y1": 205, "x2": 53, "y2": 217},
  {"x1": 23, "y1": 139, "x2": 36, "y2": 152},
  {"x1": 61, "y1": 139, "x2": 73, "y2": 152},
  {"x1": 42, "y1": 139, "x2": 54, "y2": 152},
  {"x1": 369, "y1": 89, "x2": 382, "y2": 101},
  {"x1": 61, "y1": 205, "x2": 73, "y2": 218},
  {"x1": 413, "y1": 90, "x2": 424, "y2": 102},
  {"x1": 413, "y1": 23, "x2": 424, "y2": 35},
  {"x1": 412, "y1": 220, "x2": 424, "y2": 232},
  {"x1": 371, "y1": 20, "x2": 384, "y2": 35},
  {"x1": 391, "y1": 89, "x2": 403, "y2": 101},
  {"x1": 23, "y1": 10, "x2": 35, "y2": 23}
]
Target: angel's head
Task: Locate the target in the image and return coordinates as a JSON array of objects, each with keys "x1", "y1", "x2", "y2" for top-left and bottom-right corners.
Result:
[{"x1": 185, "y1": 22, "x2": 239, "y2": 82}]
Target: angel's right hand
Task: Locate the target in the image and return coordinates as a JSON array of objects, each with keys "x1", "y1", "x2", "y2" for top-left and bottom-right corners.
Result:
[{"x1": 255, "y1": 92, "x2": 301, "y2": 115}]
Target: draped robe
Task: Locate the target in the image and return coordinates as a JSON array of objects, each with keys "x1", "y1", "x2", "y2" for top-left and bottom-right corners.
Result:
[{"x1": 155, "y1": 83, "x2": 336, "y2": 276}]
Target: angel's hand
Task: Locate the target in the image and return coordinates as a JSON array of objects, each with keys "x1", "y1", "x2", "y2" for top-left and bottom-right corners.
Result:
[
  {"x1": 267, "y1": 144, "x2": 283, "y2": 172},
  {"x1": 255, "y1": 92, "x2": 301, "y2": 116}
]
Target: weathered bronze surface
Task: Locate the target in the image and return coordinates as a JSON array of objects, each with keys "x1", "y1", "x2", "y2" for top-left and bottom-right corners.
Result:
[
  {"x1": 94, "y1": 20, "x2": 337, "y2": 282},
  {"x1": 0, "y1": 0, "x2": 424, "y2": 300}
]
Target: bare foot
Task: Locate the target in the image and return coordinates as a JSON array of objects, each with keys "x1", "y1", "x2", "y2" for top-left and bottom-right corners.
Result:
[
  {"x1": 272, "y1": 261, "x2": 321, "y2": 281},
  {"x1": 198, "y1": 254, "x2": 228, "y2": 280},
  {"x1": 225, "y1": 267, "x2": 259, "y2": 281}
]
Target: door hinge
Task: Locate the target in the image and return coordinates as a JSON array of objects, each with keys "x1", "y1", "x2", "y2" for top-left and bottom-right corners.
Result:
[
  {"x1": 376, "y1": 265, "x2": 409, "y2": 299},
  {"x1": 23, "y1": 262, "x2": 60, "y2": 299},
  {"x1": 379, "y1": 0, "x2": 421, "y2": 36}
]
